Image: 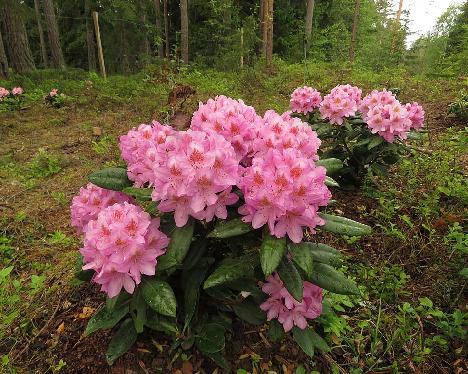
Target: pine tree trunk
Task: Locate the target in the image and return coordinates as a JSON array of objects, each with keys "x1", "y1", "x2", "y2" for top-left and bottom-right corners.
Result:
[
  {"x1": 140, "y1": 10, "x2": 151, "y2": 63},
  {"x1": 34, "y1": 0, "x2": 48, "y2": 67},
  {"x1": 349, "y1": 0, "x2": 361, "y2": 63},
  {"x1": 121, "y1": 22, "x2": 131, "y2": 73},
  {"x1": 391, "y1": 0, "x2": 404, "y2": 52},
  {"x1": 154, "y1": 0, "x2": 164, "y2": 58},
  {"x1": 265, "y1": 0, "x2": 274, "y2": 67},
  {"x1": 0, "y1": 1, "x2": 36, "y2": 73},
  {"x1": 261, "y1": 0, "x2": 267, "y2": 56},
  {"x1": 42, "y1": 0, "x2": 65, "y2": 69},
  {"x1": 0, "y1": 28, "x2": 8, "y2": 78},
  {"x1": 180, "y1": 0, "x2": 189, "y2": 63},
  {"x1": 163, "y1": 0, "x2": 170, "y2": 58},
  {"x1": 304, "y1": 0, "x2": 315, "y2": 48},
  {"x1": 85, "y1": 0, "x2": 96, "y2": 71}
]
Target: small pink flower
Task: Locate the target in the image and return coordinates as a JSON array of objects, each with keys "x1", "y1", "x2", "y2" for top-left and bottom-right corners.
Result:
[
  {"x1": 260, "y1": 274, "x2": 323, "y2": 332},
  {"x1": 0, "y1": 87, "x2": 9, "y2": 99},
  {"x1": 319, "y1": 84, "x2": 362, "y2": 125},
  {"x1": 290, "y1": 86, "x2": 322, "y2": 115},
  {"x1": 12, "y1": 87, "x2": 23, "y2": 96},
  {"x1": 49, "y1": 89, "x2": 58, "y2": 97}
]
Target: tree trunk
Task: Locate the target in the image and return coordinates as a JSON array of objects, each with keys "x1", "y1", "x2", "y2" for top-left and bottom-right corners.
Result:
[
  {"x1": 0, "y1": 28, "x2": 8, "y2": 78},
  {"x1": 139, "y1": 6, "x2": 151, "y2": 62},
  {"x1": 42, "y1": 0, "x2": 65, "y2": 69},
  {"x1": 85, "y1": 0, "x2": 96, "y2": 71},
  {"x1": 163, "y1": 0, "x2": 170, "y2": 58},
  {"x1": 0, "y1": 1, "x2": 36, "y2": 73},
  {"x1": 304, "y1": 0, "x2": 315, "y2": 48},
  {"x1": 349, "y1": 0, "x2": 360, "y2": 63},
  {"x1": 265, "y1": 0, "x2": 273, "y2": 67},
  {"x1": 34, "y1": 0, "x2": 48, "y2": 67},
  {"x1": 180, "y1": 0, "x2": 189, "y2": 63},
  {"x1": 121, "y1": 21, "x2": 131, "y2": 73},
  {"x1": 260, "y1": 0, "x2": 265, "y2": 54},
  {"x1": 391, "y1": 0, "x2": 404, "y2": 52},
  {"x1": 154, "y1": 0, "x2": 164, "y2": 58}
]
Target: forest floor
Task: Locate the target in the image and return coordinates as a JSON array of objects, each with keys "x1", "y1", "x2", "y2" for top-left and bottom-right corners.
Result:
[{"x1": 0, "y1": 62, "x2": 466, "y2": 374}]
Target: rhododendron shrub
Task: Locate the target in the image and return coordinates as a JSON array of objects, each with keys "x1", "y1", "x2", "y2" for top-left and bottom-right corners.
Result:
[
  {"x1": 72, "y1": 96, "x2": 372, "y2": 366},
  {"x1": 290, "y1": 85, "x2": 426, "y2": 187},
  {"x1": 44, "y1": 88, "x2": 66, "y2": 108},
  {"x1": 0, "y1": 86, "x2": 24, "y2": 110}
]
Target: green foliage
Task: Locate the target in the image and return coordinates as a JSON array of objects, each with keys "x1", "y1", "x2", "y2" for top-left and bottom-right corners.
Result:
[
  {"x1": 449, "y1": 91, "x2": 468, "y2": 120},
  {"x1": 28, "y1": 149, "x2": 62, "y2": 178}
]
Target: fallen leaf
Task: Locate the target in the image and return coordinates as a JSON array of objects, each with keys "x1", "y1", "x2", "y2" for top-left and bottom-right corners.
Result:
[
  {"x1": 92, "y1": 127, "x2": 102, "y2": 136},
  {"x1": 152, "y1": 339, "x2": 163, "y2": 353},
  {"x1": 56, "y1": 322, "x2": 65, "y2": 334},
  {"x1": 182, "y1": 361, "x2": 193, "y2": 374},
  {"x1": 77, "y1": 306, "x2": 95, "y2": 319}
]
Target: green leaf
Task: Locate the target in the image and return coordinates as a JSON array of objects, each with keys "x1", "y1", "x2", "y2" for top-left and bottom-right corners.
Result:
[
  {"x1": 315, "y1": 158, "x2": 343, "y2": 175},
  {"x1": 206, "y1": 352, "x2": 231, "y2": 371},
  {"x1": 368, "y1": 136, "x2": 385, "y2": 150},
  {"x1": 268, "y1": 319, "x2": 284, "y2": 342},
  {"x1": 293, "y1": 327, "x2": 330, "y2": 358},
  {"x1": 84, "y1": 304, "x2": 129, "y2": 336},
  {"x1": 183, "y1": 239, "x2": 208, "y2": 271},
  {"x1": 158, "y1": 220, "x2": 194, "y2": 270},
  {"x1": 207, "y1": 218, "x2": 253, "y2": 238},
  {"x1": 310, "y1": 263, "x2": 360, "y2": 295},
  {"x1": 325, "y1": 176, "x2": 340, "y2": 187},
  {"x1": 204, "y1": 257, "x2": 255, "y2": 289},
  {"x1": 106, "y1": 318, "x2": 137, "y2": 365},
  {"x1": 288, "y1": 242, "x2": 314, "y2": 278},
  {"x1": 141, "y1": 278, "x2": 177, "y2": 317},
  {"x1": 232, "y1": 299, "x2": 266, "y2": 325},
  {"x1": 75, "y1": 269, "x2": 94, "y2": 282},
  {"x1": 183, "y1": 263, "x2": 211, "y2": 329},
  {"x1": 122, "y1": 187, "x2": 152, "y2": 201},
  {"x1": 291, "y1": 242, "x2": 341, "y2": 266},
  {"x1": 195, "y1": 323, "x2": 225, "y2": 354},
  {"x1": 89, "y1": 167, "x2": 132, "y2": 191},
  {"x1": 459, "y1": 268, "x2": 468, "y2": 278},
  {"x1": 260, "y1": 233, "x2": 286, "y2": 276},
  {"x1": 277, "y1": 258, "x2": 303, "y2": 301},
  {"x1": 292, "y1": 327, "x2": 314, "y2": 358},
  {"x1": 319, "y1": 214, "x2": 372, "y2": 236},
  {"x1": 130, "y1": 293, "x2": 147, "y2": 334},
  {"x1": 145, "y1": 312, "x2": 178, "y2": 334}
]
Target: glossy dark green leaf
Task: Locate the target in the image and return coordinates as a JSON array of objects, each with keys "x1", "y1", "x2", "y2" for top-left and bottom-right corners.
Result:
[
  {"x1": 310, "y1": 263, "x2": 360, "y2": 295},
  {"x1": 141, "y1": 278, "x2": 177, "y2": 317},
  {"x1": 232, "y1": 299, "x2": 266, "y2": 325},
  {"x1": 368, "y1": 136, "x2": 385, "y2": 150},
  {"x1": 122, "y1": 187, "x2": 152, "y2": 201},
  {"x1": 292, "y1": 327, "x2": 330, "y2": 359},
  {"x1": 183, "y1": 239, "x2": 208, "y2": 271},
  {"x1": 325, "y1": 176, "x2": 340, "y2": 187},
  {"x1": 89, "y1": 167, "x2": 132, "y2": 191},
  {"x1": 288, "y1": 242, "x2": 314, "y2": 278},
  {"x1": 204, "y1": 257, "x2": 255, "y2": 289},
  {"x1": 206, "y1": 352, "x2": 231, "y2": 371},
  {"x1": 207, "y1": 218, "x2": 253, "y2": 238},
  {"x1": 315, "y1": 158, "x2": 343, "y2": 175},
  {"x1": 183, "y1": 263, "x2": 211, "y2": 328},
  {"x1": 290, "y1": 242, "x2": 341, "y2": 267},
  {"x1": 106, "y1": 318, "x2": 137, "y2": 365},
  {"x1": 277, "y1": 258, "x2": 303, "y2": 301},
  {"x1": 158, "y1": 220, "x2": 194, "y2": 270},
  {"x1": 145, "y1": 312, "x2": 178, "y2": 334},
  {"x1": 260, "y1": 233, "x2": 286, "y2": 276},
  {"x1": 319, "y1": 213, "x2": 372, "y2": 236},
  {"x1": 268, "y1": 319, "x2": 284, "y2": 342},
  {"x1": 84, "y1": 304, "x2": 129, "y2": 336},
  {"x1": 195, "y1": 323, "x2": 225, "y2": 354}
]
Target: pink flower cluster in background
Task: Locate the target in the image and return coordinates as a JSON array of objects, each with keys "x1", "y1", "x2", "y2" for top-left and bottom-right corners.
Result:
[
  {"x1": 0, "y1": 87, "x2": 9, "y2": 100},
  {"x1": 289, "y1": 86, "x2": 322, "y2": 115},
  {"x1": 238, "y1": 148, "x2": 330, "y2": 243},
  {"x1": 190, "y1": 95, "x2": 260, "y2": 161},
  {"x1": 12, "y1": 87, "x2": 24, "y2": 96},
  {"x1": 71, "y1": 183, "x2": 133, "y2": 233},
  {"x1": 80, "y1": 202, "x2": 169, "y2": 297},
  {"x1": 260, "y1": 273, "x2": 323, "y2": 332},
  {"x1": 49, "y1": 88, "x2": 59, "y2": 97},
  {"x1": 319, "y1": 84, "x2": 362, "y2": 125},
  {"x1": 360, "y1": 90, "x2": 425, "y2": 142}
]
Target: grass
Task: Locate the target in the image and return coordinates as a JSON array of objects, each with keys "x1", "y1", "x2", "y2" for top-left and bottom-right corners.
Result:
[{"x1": 0, "y1": 61, "x2": 466, "y2": 373}]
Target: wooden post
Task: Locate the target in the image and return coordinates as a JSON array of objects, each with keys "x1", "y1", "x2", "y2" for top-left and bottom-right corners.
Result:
[
  {"x1": 92, "y1": 11, "x2": 106, "y2": 78},
  {"x1": 240, "y1": 27, "x2": 244, "y2": 68}
]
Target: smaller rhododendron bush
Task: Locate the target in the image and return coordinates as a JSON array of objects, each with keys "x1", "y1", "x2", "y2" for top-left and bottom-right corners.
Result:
[
  {"x1": 290, "y1": 85, "x2": 426, "y2": 187},
  {"x1": 0, "y1": 86, "x2": 24, "y2": 111},
  {"x1": 44, "y1": 88, "x2": 67, "y2": 108},
  {"x1": 71, "y1": 96, "x2": 371, "y2": 367}
]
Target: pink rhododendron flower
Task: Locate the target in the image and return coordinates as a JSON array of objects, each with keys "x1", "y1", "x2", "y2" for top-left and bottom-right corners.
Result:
[
  {"x1": 119, "y1": 121, "x2": 175, "y2": 187},
  {"x1": 0, "y1": 87, "x2": 9, "y2": 100},
  {"x1": 152, "y1": 130, "x2": 240, "y2": 227},
  {"x1": 71, "y1": 183, "x2": 133, "y2": 233},
  {"x1": 238, "y1": 148, "x2": 331, "y2": 243},
  {"x1": 290, "y1": 86, "x2": 322, "y2": 114},
  {"x1": 405, "y1": 102, "x2": 425, "y2": 130},
  {"x1": 253, "y1": 110, "x2": 321, "y2": 161},
  {"x1": 319, "y1": 84, "x2": 362, "y2": 125},
  {"x1": 359, "y1": 89, "x2": 397, "y2": 117},
  {"x1": 11, "y1": 87, "x2": 23, "y2": 96},
  {"x1": 49, "y1": 89, "x2": 58, "y2": 97},
  {"x1": 260, "y1": 273, "x2": 323, "y2": 332},
  {"x1": 190, "y1": 95, "x2": 261, "y2": 161},
  {"x1": 80, "y1": 202, "x2": 169, "y2": 297}
]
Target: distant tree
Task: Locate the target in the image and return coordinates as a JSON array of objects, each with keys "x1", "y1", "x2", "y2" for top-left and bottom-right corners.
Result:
[
  {"x1": 305, "y1": 0, "x2": 315, "y2": 49},
  {"x1": 262, "y1": 0, "x2": 273, "y2": 66},
  {"x1": 0, "y1": 1, "x2": 36, "y2": 73},
  {"x1": 349, "y1": 0, "x2": 360, "y2": 62},
  {"x1": 154, "y1": 0, "x2": 164, "y2": 58},
  {"x1": 0, "y1": 28, "x2": 8, "y2": 78},
  {"x1": 163, "y1": 0, "x2": 170, "y2": 57},
  {"x1": 34, "y1": 0, "x2": 48, "y2": 68},
  {"x1": 42, "y1": 0, "x2": 65, "y2": 69},
  {"x1": 180, "y1": 0, "x2": 189, "y2": 63},
  {"x1": 85, "y1": 0, "x2": 97, "y2": 71}
]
